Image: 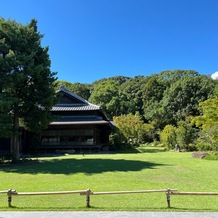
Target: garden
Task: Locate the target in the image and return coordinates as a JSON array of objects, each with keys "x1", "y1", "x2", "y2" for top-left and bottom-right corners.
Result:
[{"x1": 0, "y1": 146, "x2": 218, "y2": 211}]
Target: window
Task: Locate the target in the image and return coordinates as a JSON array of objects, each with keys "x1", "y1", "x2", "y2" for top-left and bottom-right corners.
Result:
[{"x1": 41, "y1": 129, "x2": 94, "y2": 146}]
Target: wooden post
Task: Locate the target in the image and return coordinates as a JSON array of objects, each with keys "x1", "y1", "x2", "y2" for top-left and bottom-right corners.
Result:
[
  {"x1": 7, "y1": 189, "x2": 13, "y2": 207},
  {"x1": 86, "y1": 189, "x2": 91, "y2": 208},
  {"x1": 7, "y1": 189, "x2": 17, "y2": 207},
  {"x1": 166, "y1": 188, "x2": 171, "y2": 208}
]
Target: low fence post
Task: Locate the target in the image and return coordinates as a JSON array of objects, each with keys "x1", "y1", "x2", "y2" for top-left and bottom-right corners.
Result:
[
  {"x1": 7, "y1": 189, "x2": 13, "y2": 207},
  {"x1": 166, "y1": 188, "x2": 171, "y2": 208},
  {"x1": 7, "y1": 189, "x2": 17, "y2": 207},
  {"x1": 86, "y1": 189, "x2": 91, "y2": 208}
]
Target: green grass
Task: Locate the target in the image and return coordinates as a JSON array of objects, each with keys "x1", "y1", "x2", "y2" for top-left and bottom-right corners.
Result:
[{"x1": 0, "y1": 147, "x2": 218, "y2": 211}]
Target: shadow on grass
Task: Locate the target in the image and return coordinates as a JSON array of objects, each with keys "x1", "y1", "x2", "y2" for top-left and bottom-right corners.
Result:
[{"x1": 0, "y1": 157, "x2": 166, "y2": 175}]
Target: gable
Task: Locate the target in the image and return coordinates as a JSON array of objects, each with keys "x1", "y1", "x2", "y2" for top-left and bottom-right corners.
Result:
[
  {"x1": 53, "y1": 86, "x2": 101, "y2": 111},
  {"x1": 57, "y1": 92, "x2": 83, "y2": 104}
]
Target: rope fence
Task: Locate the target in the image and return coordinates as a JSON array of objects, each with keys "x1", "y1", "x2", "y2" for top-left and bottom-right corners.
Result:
[{"x1": 1, "y1": 188, "x2": 218, "y2": 208}]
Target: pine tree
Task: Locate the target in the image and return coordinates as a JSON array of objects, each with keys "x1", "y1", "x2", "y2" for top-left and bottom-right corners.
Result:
[{"x1": 0, "y1": 18, "x2": 57, "y2": 161}]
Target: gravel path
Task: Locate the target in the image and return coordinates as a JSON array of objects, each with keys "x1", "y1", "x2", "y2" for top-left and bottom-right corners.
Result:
[{"x1": 0, "y1": 211, "x2": 218, "y2": 218}]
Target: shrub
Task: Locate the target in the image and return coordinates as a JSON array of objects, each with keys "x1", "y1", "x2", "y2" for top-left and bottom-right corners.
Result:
[
  {"x1": 159, "y1": 125, "x2": 177, "y2": 150},
  {"x1": 195, "y1": 126, "x2": 218, "y2": 151},
  {"x1": 176, "y1": 120, "x2": 198, "y2": 150},
  {"x1": 204, "y1": 152, "x2": 218, "y2": 160}
]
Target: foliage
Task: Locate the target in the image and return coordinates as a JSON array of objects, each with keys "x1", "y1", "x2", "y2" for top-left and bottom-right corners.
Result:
[
  {"x1": 204, "y1": 151, "x2": 218, "y2": 160},
  {"x1": 0, "y1": 93, "x2": 13, "y2": 137},
  {"x1": 113, "y1": 114, "x2": 145, "y2": 145},
  {"x1": 214, "y1": 84, "x2": 218, "y2": 97},
  {"x1": 55, "y1": 80, "x2": 91, "y2": 100},
  {"x1": 157, "y1": 69, "x2": 199, "y2": 86},
  {"x1": 143, "y1": 121, "x2": 157, "y2": 142},
  {"x1": 109, "y1": 126, "x2": 126, "y2": 148},
  {"x1": 193, "y1": 98, "x2": 218, "y2": 151},
  {"x1": 53, "y1": 70, "x2": 216, "y2": 149},
  {"x1": 0, "y1": 18, "x2": 57, "y2": 161},
  {"x1": 92, "y1": 76, "x2": 130, "y2": 86},
  {"x1": 159, "y1": 125, "x2": 177, "y2": 150},
  {"x1": 175, "y1": 120, "x2": 197, "y2": 150},
  {"x1": 89, "y1": 79, "x2": 119, "y2": 115},
  {"x1": 120, "y1": 76, "x2": 148, "y2": 116},
  {"x1": 193, "y1": 98, "x2": 218, "y2": 129},
  {"x1": 161, "y1": 75, "x2": 215, "y2": 125},
  {"x1": 142, "y1": 75, "x2": 165, "y2": 122},
  {"x1": 195, "y1": 126, "x2": 218, "y2": 151},
  {"x1": 89, "y1": 79, "x2": 136, "y2": 118}
]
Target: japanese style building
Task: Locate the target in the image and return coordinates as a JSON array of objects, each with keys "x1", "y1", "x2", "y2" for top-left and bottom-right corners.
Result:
[
  {"x1": 0, "y1": 86, "x2": 113, "y2": 155},
  {"x1": 39, "y1": 86, "x2": 113, "y2": 153}
]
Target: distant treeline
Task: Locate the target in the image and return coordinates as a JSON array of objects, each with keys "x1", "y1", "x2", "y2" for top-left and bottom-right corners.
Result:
[{"x1": 56, "y1": 70, "x2": 218, "y2": 151}]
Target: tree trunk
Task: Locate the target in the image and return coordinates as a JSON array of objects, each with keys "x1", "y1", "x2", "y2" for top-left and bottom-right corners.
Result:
[{"x1": 11, "y1": 112, "x2": 20, "y2": 162}]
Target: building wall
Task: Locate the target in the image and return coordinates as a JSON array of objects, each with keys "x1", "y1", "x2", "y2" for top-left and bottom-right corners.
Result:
[{"x1": 37, "y1": 124, "x2": 110, "y2": 153}]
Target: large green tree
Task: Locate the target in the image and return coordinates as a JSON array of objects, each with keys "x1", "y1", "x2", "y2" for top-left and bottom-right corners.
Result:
[
  {"x1": 120, "y1": 76, "x2": 148, "y2": 116},
  {"x1": 142, "y1": 75, "x2": 166, "y2": 126},
  {"x1": 193, "y1": 98, "x2": 218, "y2": 151},
  {"x1": 0, "y1": 93, "x2": 13, "y2": 137},
  {"x1": 89, "y1": 77, "x2": 136, "y2": 118},
  {"x1": 0, "y1": 18, "x2": 57, "y2": 161},
  {"x1": 113, "y1": 113, "x2": 145, "y2": 145},
  {"x1": 160, "y1": 74, "x2": 215, "y2": 125}
]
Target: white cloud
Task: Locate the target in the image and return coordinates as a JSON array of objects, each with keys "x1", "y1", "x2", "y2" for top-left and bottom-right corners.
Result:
[{"x1": 211, "y1": 71, "x2": 218, "y2": 80}]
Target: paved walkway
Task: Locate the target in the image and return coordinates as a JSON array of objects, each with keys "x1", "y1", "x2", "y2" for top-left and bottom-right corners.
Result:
[{"x1": 0, "y1": 212, "x2": 218, "y2": 218}]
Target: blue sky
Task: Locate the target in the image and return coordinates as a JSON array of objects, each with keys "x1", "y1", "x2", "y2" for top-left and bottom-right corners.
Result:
[{"x1": 1, "y1": 0, "x2": 218, "y2": 83}]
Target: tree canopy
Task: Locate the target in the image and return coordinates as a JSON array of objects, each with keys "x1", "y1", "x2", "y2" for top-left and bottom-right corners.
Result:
[
  {"x1": 55, "y1": 80, "x2": 91, "y2": 100},
  {"x1": 58, "y1": 70, "x2": 217, "y2": 150},
  {"x1": 0, "y1": 18, "x2": 57, "y2": 161}
]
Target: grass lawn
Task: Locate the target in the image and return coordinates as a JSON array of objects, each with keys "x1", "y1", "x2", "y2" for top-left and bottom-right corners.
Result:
[{"x1": 0, "y1": 147, "x2": 218, "y2": 211}]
